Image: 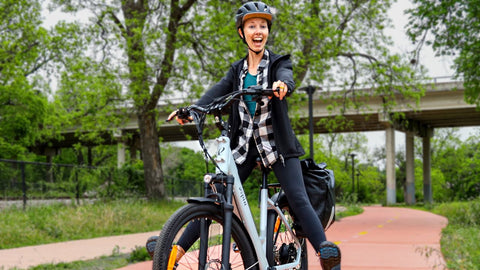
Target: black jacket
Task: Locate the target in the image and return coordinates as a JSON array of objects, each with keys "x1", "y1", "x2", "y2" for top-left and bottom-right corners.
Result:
[{"x1": 197, "y1": 50, "x2": 305, "y2": 159}]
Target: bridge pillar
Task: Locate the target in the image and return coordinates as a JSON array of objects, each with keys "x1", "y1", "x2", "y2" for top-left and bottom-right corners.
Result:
[
  {"x1": 423, "y1": 128, "x2": 434, "y2": 204},
  {"x1": 114, "y1": 130, "x2": 127, "y2": 168},
  {"x1": 386, "y1": 125, "x2": 396, "y2": 205},
  {"x1": 117, "y1": 142, "x2": 126, "y2": 168},
  {"x1": 405, "y1": 132, "x2": 416, "y2": 205}
]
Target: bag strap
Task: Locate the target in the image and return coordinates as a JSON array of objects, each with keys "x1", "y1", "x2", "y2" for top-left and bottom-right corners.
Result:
[{"x1": 301, "y1": 158, "x2": 327, "y2": 170}]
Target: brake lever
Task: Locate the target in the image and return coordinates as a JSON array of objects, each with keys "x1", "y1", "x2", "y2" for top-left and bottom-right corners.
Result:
[{"x1": 165, "y1": 107, "x2": 192, "y2": 123}]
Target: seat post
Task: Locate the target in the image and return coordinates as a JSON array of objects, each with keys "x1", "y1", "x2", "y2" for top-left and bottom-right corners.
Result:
[
  {"x1": 257, "y1": 158, "x2": 270, "y2": 189},
  {"x1": 262, "y1": 166, "x2": 272, "y2": 190}
]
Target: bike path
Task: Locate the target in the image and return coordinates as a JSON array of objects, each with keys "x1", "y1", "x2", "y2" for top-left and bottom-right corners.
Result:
[
  {"x1": 0, "y1": 206, "x2": 448, "y2": 270},
  {"x1": 307, "y1": 206, "x2": 448, "y2": 270}
]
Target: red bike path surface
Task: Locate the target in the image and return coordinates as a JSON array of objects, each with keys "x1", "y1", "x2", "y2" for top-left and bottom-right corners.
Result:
[{"x1": 0, "y1": 206, "x2": 448, "y2": 270}]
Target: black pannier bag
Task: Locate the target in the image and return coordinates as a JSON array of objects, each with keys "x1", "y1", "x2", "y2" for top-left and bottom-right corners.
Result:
[
  {"x1": 300, "y1": 158, "x2": 336, "y2": 231},
  {"x1": 270, "y1": 158, "x2": 336, "y2": 235}
]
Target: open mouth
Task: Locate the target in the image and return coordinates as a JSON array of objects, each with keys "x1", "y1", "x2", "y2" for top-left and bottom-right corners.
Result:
[{"x1": 252, "y1": 37, "x2": 263, "y2": 46}]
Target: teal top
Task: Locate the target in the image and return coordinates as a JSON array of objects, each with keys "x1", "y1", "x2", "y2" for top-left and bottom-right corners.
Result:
[{"x1": 243, "y1": 73, "x2": 258, "y2": 117}]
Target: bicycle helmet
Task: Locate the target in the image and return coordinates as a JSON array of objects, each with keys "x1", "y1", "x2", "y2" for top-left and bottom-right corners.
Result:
[{"x1": 235, "y1": 1, "x2": 273, "y2": 30}]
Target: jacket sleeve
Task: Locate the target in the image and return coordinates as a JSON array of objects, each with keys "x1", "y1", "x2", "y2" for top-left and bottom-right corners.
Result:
[
  {"x1": 196, "y1": 65, "x2": 237, "y2": 106},
  {"x1": 273, "y1": 57, "x2": 296, "y2": 96}
]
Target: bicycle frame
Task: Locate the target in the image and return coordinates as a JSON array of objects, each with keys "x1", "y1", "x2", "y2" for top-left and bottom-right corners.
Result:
[
  {"x1": 171, "y1": 87, "x2": 304, "y2": 269},
  {"x1": 213, "y1": 134, "x2": 302, "y2": 270}
]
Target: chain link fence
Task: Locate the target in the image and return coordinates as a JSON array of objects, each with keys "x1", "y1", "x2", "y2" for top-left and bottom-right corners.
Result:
[{"x1": 0, "y1": 159, "x2": 203, "y2": 209}]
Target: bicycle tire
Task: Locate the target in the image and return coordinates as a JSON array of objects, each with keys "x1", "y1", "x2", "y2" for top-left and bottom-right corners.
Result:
[
  {"x1": 266, "y1": 208, "x2": 308, "y2": 269},
  {"x1": 153, "y1": 203, "x2": 258, "y2": 270}
]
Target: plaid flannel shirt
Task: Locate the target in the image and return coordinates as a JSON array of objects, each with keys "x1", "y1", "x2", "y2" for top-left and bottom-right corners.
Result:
[{"x1": 232, "y1": 51, "x2": 278, "y2": 167}]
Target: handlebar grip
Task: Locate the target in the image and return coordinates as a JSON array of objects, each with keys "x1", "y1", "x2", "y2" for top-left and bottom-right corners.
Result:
[{"x1": 165, "y1": 107, "x2": 192, "y2": 123}]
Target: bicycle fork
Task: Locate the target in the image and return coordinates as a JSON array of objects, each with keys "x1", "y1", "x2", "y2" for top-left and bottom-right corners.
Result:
[
  {"x1": 221, "y1": 174, "x2": 235, "y2": 269},
  {"x1": 198, "y1": 173, "x2": 235, "y2": 270}
]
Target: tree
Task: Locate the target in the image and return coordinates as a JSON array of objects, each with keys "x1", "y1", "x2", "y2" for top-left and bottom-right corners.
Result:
[
  {"x1": 430, "y1": 128, "x2": 480, "y2": 201},
  {"x1": 50, "y1": 0, "x2": 202, "y2": 199},
  {"x1": 46, "y1": 0, "x2": 423, "y2": 199},
  {"x1": 406, "y1": 0, "x2": 480, "y2": 106},
  {"x1": 0, "y1": 0, "x2": 56, "y2": 158}
]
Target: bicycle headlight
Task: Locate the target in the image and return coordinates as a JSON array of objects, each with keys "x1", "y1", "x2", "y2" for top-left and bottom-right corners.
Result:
[{"x1": 203, "y1": 174, "x2": 213, "y2": 184}]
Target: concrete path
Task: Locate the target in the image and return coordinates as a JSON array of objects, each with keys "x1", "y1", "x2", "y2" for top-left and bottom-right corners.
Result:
[
  {"x1": 318, "y1": 206, "x2": 448, "y2": 270},
  {"x1": 0, "y1": 232, "x2": 160, "y2": 270},
  {"x1": 0, "y1": 206, "x2": 448, "y2": 270}
]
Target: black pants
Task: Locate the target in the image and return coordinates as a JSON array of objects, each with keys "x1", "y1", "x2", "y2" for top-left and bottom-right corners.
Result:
[{"x1": 178, "y1": 143, "x2": 327, "y2": 252}]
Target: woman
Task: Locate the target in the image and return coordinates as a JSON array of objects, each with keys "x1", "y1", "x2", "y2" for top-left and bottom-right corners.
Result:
[{"x1": 151, "y1": 2, "x2": 341, "y2": 269}]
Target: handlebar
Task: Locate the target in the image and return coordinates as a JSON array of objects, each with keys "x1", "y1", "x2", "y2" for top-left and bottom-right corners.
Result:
[
  {"x1": 167, "y1": 86, "x2": 278, "y2": 122},
  {"x1": 166, "y1": 86, "x2": 278, "y2": 172}
]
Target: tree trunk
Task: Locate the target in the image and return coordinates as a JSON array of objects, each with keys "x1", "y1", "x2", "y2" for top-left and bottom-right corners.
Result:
[{"x1": 138, "y1": 110, "x2": 165, "y2": 199}]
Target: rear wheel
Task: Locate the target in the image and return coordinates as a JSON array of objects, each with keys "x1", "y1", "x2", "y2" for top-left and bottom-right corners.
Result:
[
  {"x1": 266, "y1": 208, "x2": 308, "y2": 269},
  {"x1": 153, "y1": 203, "x2": 258, "y2": 270}
]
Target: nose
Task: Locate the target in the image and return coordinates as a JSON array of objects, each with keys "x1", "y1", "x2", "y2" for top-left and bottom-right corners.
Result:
[{"x1": 254, "y1": 26, "x2": 264, "y2": 35}]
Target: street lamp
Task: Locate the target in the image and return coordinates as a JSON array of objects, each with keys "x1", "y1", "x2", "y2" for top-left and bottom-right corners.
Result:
[
  {"x1": 356, "y1": 169, "x2": 360, "y2": 199},
  {"x1": 349, "y1": 153, "x2": 356, "y2": 194},
  {"x1": 300, "y1": 85, "x2": 321, "y2": 159}
]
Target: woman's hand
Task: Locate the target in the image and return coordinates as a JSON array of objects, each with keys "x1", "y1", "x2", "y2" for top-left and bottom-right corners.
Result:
[
  {"x1": 272, "y1": 80, "x2": 288, "y2": 100},
  {"x1": 166, "y1": 108, "x2": 193, "y2": 125}
]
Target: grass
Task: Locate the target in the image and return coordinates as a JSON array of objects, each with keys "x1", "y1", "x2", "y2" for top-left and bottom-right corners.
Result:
[
  {"x1": 0, "y1": 199, "x2": 363, "y2": 270},
  {"x1": 0, "y1": 198, "x2": 185, "y2": 249},
  {"x1": 336, "y1": 203, "x2": 363, "y2": 219},
  {"x1": 27, "y1": 253, "x2": 130, "y2": 270},
  {"x1": 3, "y1": 246, "x2": 151, "y2": 270},
  {"x1": 12, "y1": 198, "x2": 480, "y2": 270},
  {"x1": 430, "y1": 199, "x2": 480, "y2": 270}
]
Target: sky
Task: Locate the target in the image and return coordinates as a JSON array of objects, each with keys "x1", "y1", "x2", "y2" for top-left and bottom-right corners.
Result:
[
  {"x1": 386, "y1": 1, "x2": 455, "y2": 79},
  {"x1": 372, "y1": 0, "x2": 477, "y2": 154}
]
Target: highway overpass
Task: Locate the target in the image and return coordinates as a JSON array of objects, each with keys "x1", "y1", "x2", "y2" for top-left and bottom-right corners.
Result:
[{"x1": 34, "y1": 80, "x2": 480, "y2": 205}]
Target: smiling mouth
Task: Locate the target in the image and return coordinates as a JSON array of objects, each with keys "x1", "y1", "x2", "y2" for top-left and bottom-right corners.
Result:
[{"x1": 252, "y1": 37, "x2": 263, "y2": 46}]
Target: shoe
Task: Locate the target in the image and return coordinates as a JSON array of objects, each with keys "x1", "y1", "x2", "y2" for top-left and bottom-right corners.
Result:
[
  {"x1": 146, "y1": 235, "x2": 159, "y2": 259},
  {"x1": 318, "y1": 241, "x2": 341, "y2": 270}
]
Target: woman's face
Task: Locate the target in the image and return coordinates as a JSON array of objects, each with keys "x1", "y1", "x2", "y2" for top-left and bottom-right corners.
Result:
[{"x1": 239, "y1": 17, "x2": 269, "y2": 53}]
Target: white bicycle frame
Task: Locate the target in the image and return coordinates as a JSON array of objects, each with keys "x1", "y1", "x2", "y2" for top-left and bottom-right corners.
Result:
[{"x1": 213, "y1": 135, "x2": 302, "y2": 270}]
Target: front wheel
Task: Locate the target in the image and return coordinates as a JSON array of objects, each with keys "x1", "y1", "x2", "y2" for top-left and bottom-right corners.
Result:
[
  {"x1": 153, "y1": 203, "x2": 258, "y2": 270},
  {"x1": 266, "y1": 208, "x2": 308, "y2": 269}
]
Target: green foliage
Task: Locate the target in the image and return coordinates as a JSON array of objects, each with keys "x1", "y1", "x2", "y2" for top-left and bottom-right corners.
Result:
[
  {"x1": 161, "y1": 144, "x2": 210, "y2": 197},
  {"x1": 0, "y1": 0, "x2": 424, "y2": 199},
  {"x1": 0, "y1": 0, "x2": 450, "y2": 199},
  {"x1": 55, "y1": 58, "x2": 126, "y2": 144},
  {"x1": 127, "y1": 246, "x2": 151, "y2": 263},
  {"x1": 162, "y1": 145, "x2": 209, "y2": 180},
  {"x1": 29, "y1": 253, "x2": 130, "y2": 270},
  {"x1": 0, "y1": 0, "x2": 52, "y2": 158},
  {"x1": 0, "y1": 199, "x2": 185, "y2": 249},
  {"x1": 55, "y1": 146, "x2": 146, "y2": 197},
  {"x1": 296, "y1": 133, "x2": 385, "y2": 204},
  {"x1": 335, "y1": 203, "x2": 364, "y2": 219},
  {"x1": 406, "y1": 0, "x2": 480, "y2": 106},
  {"x1": 432, "y1": 199, "x2": 480, "y2": 269},
  {"x1": 441, "y1": 225, "x2": 480, "y2": 270},
  {"x1": 434, "y1": 199, "x2": 480, "y2": 227},
  {"x1": 433, "y1": 143, "x2": 480, "y2": 201},
  {"x1": 427, "y1": 128, "x2": 480, "y2": 201},
  {"x1": 414, "y1": 164, "x2": 448, "y2": 202}
]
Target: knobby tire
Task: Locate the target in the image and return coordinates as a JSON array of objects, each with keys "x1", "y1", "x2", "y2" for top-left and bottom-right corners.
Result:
[{"x1": 153, "y1": 203, "x2": 258, "y2": 270}]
